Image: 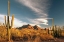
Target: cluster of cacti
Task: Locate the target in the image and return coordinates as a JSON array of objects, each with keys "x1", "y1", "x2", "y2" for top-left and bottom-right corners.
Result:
[
  {"x1": 52, "y1": 25, "x2": 62, "y2": 37},
  {"x1": 63, "y1": 26, "x2": 64, "y2": 30},
  {"x1": 52, "y1": 26, "x2": 54, "y2": 36}
]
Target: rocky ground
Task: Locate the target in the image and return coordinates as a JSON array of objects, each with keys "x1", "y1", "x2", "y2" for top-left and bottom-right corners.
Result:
[
  {"x1": 13, "y1": 38, "x2": 64, "y2": 42},
  {"x1": 0, "y1": 38, "x2": 64, "y2": 42}
]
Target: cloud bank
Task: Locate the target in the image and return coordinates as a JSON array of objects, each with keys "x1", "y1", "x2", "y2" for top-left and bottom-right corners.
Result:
[
  {"x1": 0, "y1": 14, "x2": 27, "y2": 27},
  {"x1": 0, "y1": 14, "x2": 41, "y2": 27},
  {"x1": 16, "y1": 0, "x2": 51, "y2": 25}
]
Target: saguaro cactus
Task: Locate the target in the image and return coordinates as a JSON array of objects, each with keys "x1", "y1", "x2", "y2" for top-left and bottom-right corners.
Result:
[
  {"x1": 4, "y1": 0, "x2": 14, "y2": 42},
  {"x1": 57, "y1": 26, "x2": 61, "y2": 37},
  {"x1": 4, "y1": 15, "x2": 14, "y2": 41}
]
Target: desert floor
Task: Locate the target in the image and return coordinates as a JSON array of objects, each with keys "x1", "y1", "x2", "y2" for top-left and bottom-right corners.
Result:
[{"x1": 0, "y1": 38, "x2": 64, "y2": 42}]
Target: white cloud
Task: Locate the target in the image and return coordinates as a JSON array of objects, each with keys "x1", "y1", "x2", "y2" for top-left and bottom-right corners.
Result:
[
  {"x1": 0, "y1": 14, "x2": 27, "y2": 27},
  {"x1": 0, "y1": 14, "x2": 42, "y2": 27},
  {"x1": 16, "y1": 0, "x2": 50, "y2": 17},
  {"x1": 29, "y1": 24, "x2": 41, "y2": 27},
  {"x1": 28, "y1": 18, "x2": 48, "y2": 25},
  {"x1": 15, "y1": 0, "x2": 51, "y2": 25}
]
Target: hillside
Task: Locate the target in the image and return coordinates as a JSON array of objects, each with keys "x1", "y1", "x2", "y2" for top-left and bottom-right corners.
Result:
[{"x1": 0, "y1": 25, "x2": 54, "y2": 42}]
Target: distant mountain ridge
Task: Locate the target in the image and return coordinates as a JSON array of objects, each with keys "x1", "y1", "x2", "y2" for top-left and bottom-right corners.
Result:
[{"x1": 18, "y1": 24, "x2": 42, "y2": 30}]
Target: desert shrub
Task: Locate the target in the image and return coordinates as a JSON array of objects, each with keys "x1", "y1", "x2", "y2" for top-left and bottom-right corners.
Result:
[
  {"x1": 0, "y1": 26, "x2": 7, "y2": 39},
  {"x1": 32, "y1": 35, "x2": 36, "y2": 40},
  {"x1": 22, "y1": 34, "x2": 28, "y2": 41},
  {"x1": 33, "y1": 35, "x2": 42, "y2": 42},
  {"x1": 0, "y1": 26, "x2": 54, "y2": 41},
  {"x1": 11, "y1": 29, "x2": 21, "y2": 37},
  {"x1": 19, "y1": 28, "x2": 54, "y2": 41},
  {"x1": 40, "y1": 33, "x2": 54, "y2": 41},
  {"x1": 11, "y1": 28, "x2": 22, "y2": 40},
  {"x1": 61, "y1": 31, "x2": 64, "y2": 37}
]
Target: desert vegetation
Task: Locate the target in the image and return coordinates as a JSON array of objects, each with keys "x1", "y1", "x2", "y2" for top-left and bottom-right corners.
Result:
[
  {"x1": 0, "y1": 24, "x2": 64, "y2": 42},
  {"x1": 0, "y1": 24, "x2": 53, "y2": 42}
]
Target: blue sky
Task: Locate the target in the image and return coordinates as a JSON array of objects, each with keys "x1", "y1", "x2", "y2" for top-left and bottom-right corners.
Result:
[{"x1": 0, "y1": 0, "x2": 64, "y2": 28}]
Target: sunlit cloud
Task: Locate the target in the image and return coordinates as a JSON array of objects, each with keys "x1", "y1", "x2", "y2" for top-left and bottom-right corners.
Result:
[
  {"x1": 28, "y1": 18, "x2": 48, "y2": 25},
  {"x1": 30, "y1": 24, "x2": 41, "y2": 27}
]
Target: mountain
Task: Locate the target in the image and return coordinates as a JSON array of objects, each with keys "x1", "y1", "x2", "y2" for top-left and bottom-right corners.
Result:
[{"x1": 18, "y1": 24, "x2": 42, "y2": 30}]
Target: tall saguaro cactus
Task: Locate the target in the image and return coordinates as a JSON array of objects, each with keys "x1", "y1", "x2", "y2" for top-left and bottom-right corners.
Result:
[
  {"x1": 7, "y1": 0, "x2": 10, "y2": 41},
  {"x1": 4, "y1": 0, "x2": 14, "y2": 42}
]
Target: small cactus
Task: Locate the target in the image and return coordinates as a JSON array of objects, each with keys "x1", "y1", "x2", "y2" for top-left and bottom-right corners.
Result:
[{"x1": 4, "y1": 16, "x2": 6, "y2": 26}]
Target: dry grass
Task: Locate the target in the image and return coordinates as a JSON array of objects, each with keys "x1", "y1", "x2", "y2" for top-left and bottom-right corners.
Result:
[
  {"x1": 61, "y1": 30, "x2": 64, "y2": 37},
  {"x1": 0, "y1": 26, "x2": 54, "y2": 42},
  {"x1": 11, "y1": 28, "x2": 54, "y2": 41}
]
